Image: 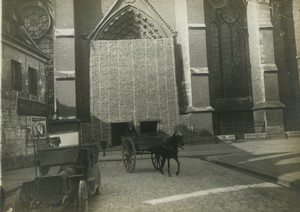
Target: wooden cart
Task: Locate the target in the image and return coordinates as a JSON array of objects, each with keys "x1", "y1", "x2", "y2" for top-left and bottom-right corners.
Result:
[{"x1": 121, "y1": 120, "x2": 165, "y2": 173}]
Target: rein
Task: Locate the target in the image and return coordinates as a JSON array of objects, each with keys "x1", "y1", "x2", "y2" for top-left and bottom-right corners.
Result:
[
  {"x1": 163, "y1": 134, "x2": 184, "y2": 150},
  {"x1": 178, "y1": 144, "x2": 184, "y2": 150}
]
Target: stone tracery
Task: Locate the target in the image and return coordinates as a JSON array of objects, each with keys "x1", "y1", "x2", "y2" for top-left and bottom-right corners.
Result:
[{"x1": 95, "y1": 6, "x2": 167, "y2": 40}]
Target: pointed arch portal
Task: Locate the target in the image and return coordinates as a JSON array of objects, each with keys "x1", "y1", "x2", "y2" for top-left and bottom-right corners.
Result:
[
  {"x1": 94, "y1": 6, "x2": 169, "y2": 40},
  {"x1": 88, "y1": 5, "x2": 179, "y2": 144}
]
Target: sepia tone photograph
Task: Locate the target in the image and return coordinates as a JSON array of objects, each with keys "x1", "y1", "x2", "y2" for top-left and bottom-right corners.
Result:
[{"x1": 1, "y1": 0, "x2": 300, "y2": 211}]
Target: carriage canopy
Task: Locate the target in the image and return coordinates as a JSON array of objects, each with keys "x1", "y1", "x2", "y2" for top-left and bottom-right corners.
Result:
[{"x1": 37, "y1": 143, "x2": 99, "y2": 167}]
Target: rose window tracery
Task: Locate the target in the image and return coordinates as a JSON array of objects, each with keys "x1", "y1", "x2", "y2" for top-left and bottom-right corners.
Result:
[{"x1": 18, "y1": 5, "x2": 52, "y2": 39}]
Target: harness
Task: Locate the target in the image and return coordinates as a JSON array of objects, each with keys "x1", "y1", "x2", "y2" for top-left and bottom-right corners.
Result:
[{"x1": 178, "y1": 144, "x2": 184, "y2": 150}]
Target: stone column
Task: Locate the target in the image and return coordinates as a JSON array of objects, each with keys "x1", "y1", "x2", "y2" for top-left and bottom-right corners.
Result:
[
  {"x1": 175, "y1": 0, "x2": 192, "y2": 108},
  {"x1": 292, "y1": 0, "x2": 300, "y2": 84},
  {"x1": 247, "y1": 0, "x2": 285, "y2": 135},
  {"x1": 186, "y1": 0, "x2": 214, "y2": 138}
]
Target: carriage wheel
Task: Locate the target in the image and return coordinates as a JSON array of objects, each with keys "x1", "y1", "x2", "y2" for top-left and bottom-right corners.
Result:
[
  {"x1": 151, "y1": 152, "x2": 163, "y2": 170},
  {"x1": 122, "y1": 137, "x2": 136, "y2": 173},
  {"x1": 78, "y1": 180, "x2": 88, "y2": 212},
  {"x1": 14, "y1": 188, "x2": 29, "y2": 212}
]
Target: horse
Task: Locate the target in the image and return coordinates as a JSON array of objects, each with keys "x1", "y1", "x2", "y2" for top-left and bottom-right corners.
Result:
[{"x1": 150, "y1": 130, "x2": 184, "y2": 177}]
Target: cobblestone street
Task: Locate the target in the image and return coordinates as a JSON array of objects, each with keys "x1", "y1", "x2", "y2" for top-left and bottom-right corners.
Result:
[
  {"x1": 88, "y1": 157, "x2": 300, "y2": 212},
  {"x1": 3, "y1": 141, "x2": 300, "y2": 212}
]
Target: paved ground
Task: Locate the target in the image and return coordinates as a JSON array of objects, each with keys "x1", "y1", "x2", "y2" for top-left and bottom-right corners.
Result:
[
  {"x1": 90, "y1": 158, "x2": 300, "y2": 212},
  {"x1": 208, "y1": 139, "x2": 300, "y2": 191},
  {"x1": 2, "y1": 137, "x2": 300, "y2": 211},
  {"x1": 4, "y1": 158, "x2": 300, "y2": 212}
]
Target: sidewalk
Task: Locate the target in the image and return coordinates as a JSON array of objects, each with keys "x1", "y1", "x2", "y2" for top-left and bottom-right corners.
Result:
[
  {"x1": 206, "y1": 138, "x2": 300, "y2": 192},
  {"x1": 2, "y1": 137, "x2": 300, "y2": 197}
]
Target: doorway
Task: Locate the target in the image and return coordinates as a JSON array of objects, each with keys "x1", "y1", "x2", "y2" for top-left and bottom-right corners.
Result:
[{"x1": 111, "y1": 122, "x2": 129, "y2": 146}]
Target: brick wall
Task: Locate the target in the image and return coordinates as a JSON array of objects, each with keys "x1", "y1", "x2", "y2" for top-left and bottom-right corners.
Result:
[{"x1": 89, "y1": 38, "x2": 180, "y2": 144}]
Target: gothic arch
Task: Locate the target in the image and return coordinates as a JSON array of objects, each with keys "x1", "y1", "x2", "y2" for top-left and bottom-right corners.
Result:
[
  {"x1": 94, "y1": 6, "x2": 169, "y2": 40},
  {"x1": 205, "y1": 0, "x2": 251, "y2": 99}
]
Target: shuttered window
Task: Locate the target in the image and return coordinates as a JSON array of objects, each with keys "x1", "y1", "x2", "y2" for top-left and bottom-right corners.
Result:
[{"x1": 11, "y1": 60, "x2": 22, "y2": 91}]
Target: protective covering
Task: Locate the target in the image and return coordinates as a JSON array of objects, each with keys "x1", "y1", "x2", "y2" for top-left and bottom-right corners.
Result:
[
  {"x1": 38, "y1": 145, "x2": 81, "y2": 167},
  {"x1": 38, "y1": 143, "x2": 99, "y2": 167}
]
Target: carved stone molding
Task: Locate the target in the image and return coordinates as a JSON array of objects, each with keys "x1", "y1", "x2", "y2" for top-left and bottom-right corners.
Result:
[
  {"x1": 96, "y1": 6, "x2": 166, "y2": 40},
  {"x1": 209, "y1": 0, "x2": 228, "y2": 9},
  {"x1": 222, "y1": 6, "x2": 239, "y2": 23}
]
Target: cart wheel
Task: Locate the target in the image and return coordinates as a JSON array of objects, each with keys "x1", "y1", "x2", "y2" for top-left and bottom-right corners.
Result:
[
  {"x1": 14, "y1": 188, "x2": 29, "y2": 212},
  {"x1": 122, "y1": 137, "x2": 136, "y2": 173},
  {"x1": 78, "y1": 180, "x2": 88, "y2": 212},
  {"x1": 151, "y1": 152, "x2": 163, "y2": 170}
]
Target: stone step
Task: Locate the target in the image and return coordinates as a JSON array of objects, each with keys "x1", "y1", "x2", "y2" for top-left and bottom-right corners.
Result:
[
  {"x1": 216, "y1": 135, "x2": 236, "y2": 142},
  {"x1": 242, "y1": 133, "x2": 268, "y2": 140},
  {"x1": 285, "y1": 131, "x2": 300, "y2": 138}
]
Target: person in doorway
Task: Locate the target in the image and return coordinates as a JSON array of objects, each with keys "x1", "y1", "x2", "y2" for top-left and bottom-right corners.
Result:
[{"x1": 101, "y1": 139, "x2": 108, "y2": 157}]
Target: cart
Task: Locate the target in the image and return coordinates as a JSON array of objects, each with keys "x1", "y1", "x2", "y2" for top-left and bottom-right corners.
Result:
[
  {"x1": 121, "y1": 120, "x2": 166, "y2": 173},
  {"x1": 14, "y1": 143, "x2": 101, "y2": 212}
]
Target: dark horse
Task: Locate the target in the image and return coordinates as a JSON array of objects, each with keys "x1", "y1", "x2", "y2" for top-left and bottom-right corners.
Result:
[{"x1": 150, "y1": 130, "x2": 184, "y2": 177}]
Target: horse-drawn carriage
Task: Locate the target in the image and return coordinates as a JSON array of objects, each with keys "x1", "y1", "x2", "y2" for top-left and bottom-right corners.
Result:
[
  {"x1": 121, "y1": 120, "x2": 184, "y2": 176},
  {"x1": 14, "y1": 143, "x2": 101, "y2": 212}
]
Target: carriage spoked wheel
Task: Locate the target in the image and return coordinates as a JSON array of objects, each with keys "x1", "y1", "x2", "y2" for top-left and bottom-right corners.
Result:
[
  {"x1": 78, "y1": 180, "x2": 88, "y2": 212},
  {"x1": 151, "y1": 152, "x2": 163, "y2": 170},
  {"x1": 14, "y1": 188, "x2": 29, "y2": 212},
  {"x1": 122, "y1": 137, "x2": 136, "y2": 173}
]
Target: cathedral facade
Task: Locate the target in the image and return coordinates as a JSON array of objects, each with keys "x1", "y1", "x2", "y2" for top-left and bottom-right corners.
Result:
[{"x1": 2, "y1": 0, "x2": 300, "y2": 169}]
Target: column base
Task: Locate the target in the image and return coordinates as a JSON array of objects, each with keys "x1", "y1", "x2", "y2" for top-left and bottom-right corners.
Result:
[
  {"x1": 189, "y1": 109, "x2": 214, "y2": 142},
  {"x1": 253, "y1": 103, "x2": 285, "y2": 136}
]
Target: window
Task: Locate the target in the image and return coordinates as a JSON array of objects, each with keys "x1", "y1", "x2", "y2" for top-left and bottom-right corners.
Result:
[
  {"x1": 28, "y1": 67, "x2": 37, "y2": 95},
  {"x1": 204, "y1": 0, "x2": 251, "y2": 98},
  {"x1": 140, "y1": 121, "x2": 158, "y2": 134},
  {"x1": 38, "y1": 37, "x2": 53, "y2": 56},
  {"x1": 11, "y1": 60, "x2": 22, "y2": 91}
]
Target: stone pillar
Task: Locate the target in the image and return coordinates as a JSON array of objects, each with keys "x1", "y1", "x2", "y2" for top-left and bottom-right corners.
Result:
[
  {"x1": 175, "y1": 0, "x2": 192, "y2": 108},
  {"x1": 292, "y1": 0, "x2": 300, "y2": 84},
  {"x1": 247, "y1": 0, "x2": 285, "y2": 135},
  {"x1": 186, "y1": 0, "x2": 214, "y2": 137}
]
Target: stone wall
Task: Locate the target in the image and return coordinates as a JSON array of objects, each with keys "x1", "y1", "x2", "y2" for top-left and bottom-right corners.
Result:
[
  {"x1": 54, "y1": 0, "x2": 76, "y2": 118},
  {"x1": 1, "y1": 44, "x2": 47, "y2": 170},
  {"x1": 89, "y1": 38, "x2": 180, "y2": 144}
]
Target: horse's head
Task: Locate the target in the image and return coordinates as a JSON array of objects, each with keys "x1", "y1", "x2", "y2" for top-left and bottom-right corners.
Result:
[{"x1": 172, "y1": 130, "x2": 184, "y2": 149}]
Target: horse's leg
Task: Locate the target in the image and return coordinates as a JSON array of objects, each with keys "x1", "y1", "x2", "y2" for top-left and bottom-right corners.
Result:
[
  {"x1": 175, "y1": 156, "x2": 180, "y2": 176},
  {"x1": 167, "y1": 158, "x2": 171, "y2": 177},
  {"x1": 160, "y1": 157, "x2": 166, "y2": 175}
]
